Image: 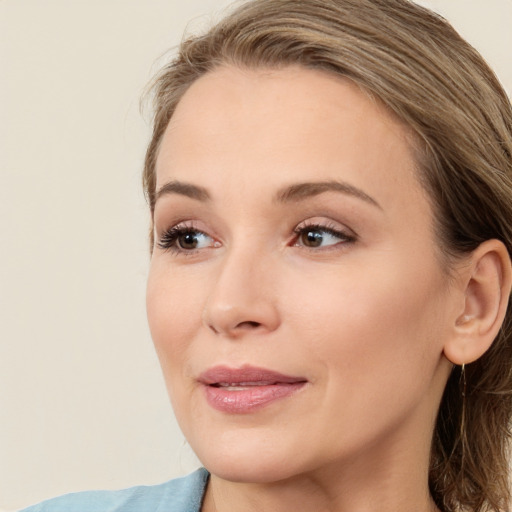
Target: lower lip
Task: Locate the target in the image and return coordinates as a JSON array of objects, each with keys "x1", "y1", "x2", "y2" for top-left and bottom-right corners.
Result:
[{"x1": 203, "y1": 382, "x2": 306, "y2": 414}]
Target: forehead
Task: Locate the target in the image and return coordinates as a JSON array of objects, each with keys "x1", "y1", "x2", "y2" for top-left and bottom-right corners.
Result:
[{"x1": 156, "y1": 65, "x2": 426, "y2": 216}]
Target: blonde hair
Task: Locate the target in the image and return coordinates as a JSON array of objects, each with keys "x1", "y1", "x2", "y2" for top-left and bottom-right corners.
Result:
[{"x1": 143, "y1": 1, "x2": 512, "y2": 510}]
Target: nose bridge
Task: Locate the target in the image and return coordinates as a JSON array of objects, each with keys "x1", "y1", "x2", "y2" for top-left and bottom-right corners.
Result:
[{"x1": 202, "y1": 239, "x2": 280, "y2": 336}]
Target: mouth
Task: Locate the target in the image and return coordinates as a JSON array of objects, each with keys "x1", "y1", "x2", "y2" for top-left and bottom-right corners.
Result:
[{"x1": 198, "y1": 365, "x2": 308, "y2": 414}]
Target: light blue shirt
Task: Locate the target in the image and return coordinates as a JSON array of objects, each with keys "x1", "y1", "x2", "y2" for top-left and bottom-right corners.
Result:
[{"x1": 19, "y1": 468, "x2": 209, "y2": 512}]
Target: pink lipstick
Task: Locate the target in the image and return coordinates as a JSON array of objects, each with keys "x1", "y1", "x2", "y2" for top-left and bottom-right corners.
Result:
[{"x1": 198, "y1": 365, "x2": 307, "y2": 414}]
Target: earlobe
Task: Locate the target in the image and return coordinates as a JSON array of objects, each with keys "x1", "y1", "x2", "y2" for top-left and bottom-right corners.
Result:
[{"x1": 443, "y1": 239, "x2": 512, "y2": 365}]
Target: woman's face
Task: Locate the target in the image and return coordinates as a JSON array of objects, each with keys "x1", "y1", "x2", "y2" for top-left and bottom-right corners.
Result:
[{"x1": 147, "y1": 66, "x2": 456, "y2": 482}]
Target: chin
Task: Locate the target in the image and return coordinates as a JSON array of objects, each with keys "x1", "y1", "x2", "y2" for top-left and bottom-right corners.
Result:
[
  {"x1": 190, "y1": 429, "x2": 307, "y2": 484},
  {"x1": 203, "y1": 456, "x2": 298, "y2": 484}
]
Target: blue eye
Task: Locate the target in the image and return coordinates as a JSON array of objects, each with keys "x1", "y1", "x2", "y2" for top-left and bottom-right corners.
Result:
[
  {"x1": 158, "y1": 226, "x2": 214, "y2": 252},
  {"x1": 295, "y1": 225, "x2": 355, "y2": 248}
]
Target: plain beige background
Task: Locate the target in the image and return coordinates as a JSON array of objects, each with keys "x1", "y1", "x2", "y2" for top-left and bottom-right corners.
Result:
[{"x1": 1, "y1": 1, "x2": 511, "y2": 510}]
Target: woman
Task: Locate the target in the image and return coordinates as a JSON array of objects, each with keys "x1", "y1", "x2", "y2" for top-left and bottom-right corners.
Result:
[{"x1": 21, "y1": 0, "x2": 512, "y2": 511}]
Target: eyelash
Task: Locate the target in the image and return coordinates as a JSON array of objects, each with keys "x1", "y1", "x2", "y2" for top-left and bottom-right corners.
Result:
[
  {"x1": 157, "y1": 223, "x2": 212, "y2": 254},
  {"x1": 292, "y1": 222, "x2": 356, "y2": 249},
  {"x1": 156, "y1": 222, "x2": 356, "y2": 254}
]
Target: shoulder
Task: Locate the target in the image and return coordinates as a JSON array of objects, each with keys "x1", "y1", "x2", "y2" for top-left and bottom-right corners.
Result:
[{"x1": 18, "y1": 468, "x2": 209, "y2": 512}]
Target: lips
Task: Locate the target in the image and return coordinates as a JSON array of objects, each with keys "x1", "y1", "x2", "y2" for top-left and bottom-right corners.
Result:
[{"x1": 198, "y1": 365, "x2": 307, "y2": 413}]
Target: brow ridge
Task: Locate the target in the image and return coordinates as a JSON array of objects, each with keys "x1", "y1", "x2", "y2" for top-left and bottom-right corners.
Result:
[
  {"x1": 155, "y1": 179, "x2": 380, "y2": 209},
  {"x1": 155, "y1": 180, "x2": 210, "y2": 202},
  {"x1": 275, "y1": 180, "x2": 381, "y2": 208}
]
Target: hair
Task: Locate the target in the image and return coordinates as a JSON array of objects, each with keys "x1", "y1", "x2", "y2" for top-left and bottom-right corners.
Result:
[{"x1": 142, "y1": 1, "x2": 512, "y2": 510}]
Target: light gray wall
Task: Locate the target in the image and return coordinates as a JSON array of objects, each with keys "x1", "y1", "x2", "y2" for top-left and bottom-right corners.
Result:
[{"x1": 1, "y1": 1, "x2": 511, "y2": 510}]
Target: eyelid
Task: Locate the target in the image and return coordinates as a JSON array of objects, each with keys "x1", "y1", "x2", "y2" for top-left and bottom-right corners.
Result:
[
  {"x1": 155, "y1": 217, "x2": 356, "y2": 254},
  {"x1": 156, "y1": 221, "x2": 219, "y2": 253},
  {"x1": 292, "y1": 219, "x2": 357, "y2": 248},
  {"x1": 294, "y1": 218, "x2": 357, "y2": 237}
]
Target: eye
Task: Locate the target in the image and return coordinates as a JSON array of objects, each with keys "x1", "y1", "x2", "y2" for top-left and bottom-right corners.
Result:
[
  {"x1": 294, "y1": 223, "x2": 356, "y2": 249},
  {"x1": 157, "y1": 225, "x2": 216, "y2": 253}
]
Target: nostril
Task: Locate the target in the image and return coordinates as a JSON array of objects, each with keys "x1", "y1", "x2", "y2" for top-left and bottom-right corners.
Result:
[{"x1": 237, "y1": 321, "x2": 261, "y2": 329}]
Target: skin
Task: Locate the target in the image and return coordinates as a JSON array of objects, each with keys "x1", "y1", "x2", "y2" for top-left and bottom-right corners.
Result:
[{"x1": 146, "y1": 65, "x2": 469, "y2": 512}]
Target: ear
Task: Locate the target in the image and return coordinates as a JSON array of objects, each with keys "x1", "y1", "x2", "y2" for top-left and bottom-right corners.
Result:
[{"x1": 443, "y1": 239, "x2": 512, "y2": 365}]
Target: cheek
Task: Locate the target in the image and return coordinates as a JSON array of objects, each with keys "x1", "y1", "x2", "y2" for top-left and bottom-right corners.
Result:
[
  {"x1": 146, "y1": 262, "x2": 206, "y2": 373},
  {"x1": 279, "y1": 260, "x2": 449, "y2": 447},
  {"x1": 283, "y1": 255, "x2": 448, "y2": 378}
]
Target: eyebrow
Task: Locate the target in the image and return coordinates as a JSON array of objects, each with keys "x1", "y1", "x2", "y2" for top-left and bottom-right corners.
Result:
[
  {"x1": 275, "y1": 180, "x2": 381, "y2": 209},
  {"x1": 155, "y1": 179, "x2": 381, "y2": 209},
  {"x1": 155, "y1": 180, "x2": 211, "y2": 202}
]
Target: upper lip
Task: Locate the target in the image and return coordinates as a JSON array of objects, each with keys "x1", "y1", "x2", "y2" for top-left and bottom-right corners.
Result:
[{"x1": 198, "y1": 365, "x2": 307, "y2": 386}]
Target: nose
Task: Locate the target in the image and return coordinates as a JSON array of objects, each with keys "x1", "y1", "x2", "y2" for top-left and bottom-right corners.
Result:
[{"x1": 202, "y1": 246, "x2": 281, "y2": 338}]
